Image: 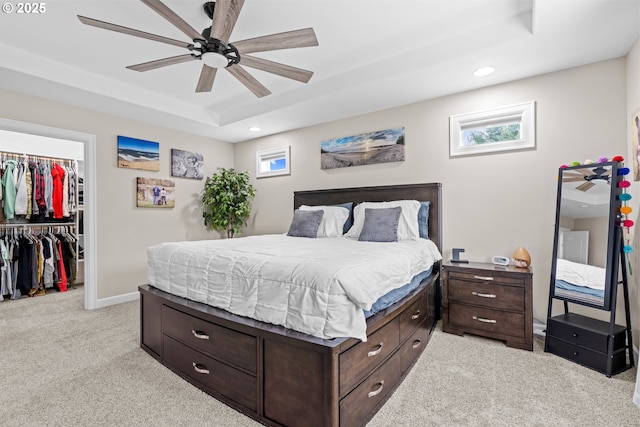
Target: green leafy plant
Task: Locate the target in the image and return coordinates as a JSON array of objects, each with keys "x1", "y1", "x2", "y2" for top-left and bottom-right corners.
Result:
[{"x1": 201, "y1": 167, "x2": 256, "y2": 238}]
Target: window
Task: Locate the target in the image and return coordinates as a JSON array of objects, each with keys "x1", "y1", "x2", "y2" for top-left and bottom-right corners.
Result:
[
  {"x1": 450, "y1": 101, "x2": 535, "y2": 157},
  {"x1": 256, "y1": 146, "x2": 290, "y2": 178}
]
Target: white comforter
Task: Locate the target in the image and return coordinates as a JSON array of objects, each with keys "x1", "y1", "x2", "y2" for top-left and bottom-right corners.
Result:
[
  {"x1": 147, "y1": 235, "x2": 442, "y2": 341},
  {"x1": 555, "y1": 258, "x2": 606, "y2": 290}
]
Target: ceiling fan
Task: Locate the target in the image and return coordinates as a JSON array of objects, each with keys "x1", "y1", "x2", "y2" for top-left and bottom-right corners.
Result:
[
  {"x1": 77, "y1": 0, "x2": 318, "y2": 97},
  {"x1": 562, "y1": 166, "x2": 611, "y2": 192}
]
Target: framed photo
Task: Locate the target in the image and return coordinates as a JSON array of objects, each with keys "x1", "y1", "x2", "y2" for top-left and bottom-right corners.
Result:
[
  {"x1": 171, "y1": 148, "x2": 204, "y2": 180},
  {"x1": 256, "y1": 146, "x2": 290, "y2": 178},
  {"x1": 136, "y1": 177, "x2": 175, "y2": 208},
  {"x1": 117, "y1": 135, "x2": 160, "y2": 171},
  {"x1": 449, "y1": 101, "x2": 536, "y2": 157},
  {"x1": 320, "y1": 127, "x2": 405, "y2": 170}
]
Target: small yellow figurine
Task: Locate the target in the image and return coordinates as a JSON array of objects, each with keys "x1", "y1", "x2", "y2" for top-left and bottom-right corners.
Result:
[{"x1": 512, "y1": 246, "x2": 531, "y2": 268}]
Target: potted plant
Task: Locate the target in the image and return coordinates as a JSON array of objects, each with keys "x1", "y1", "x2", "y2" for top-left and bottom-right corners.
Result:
[{"x1": 201, "y1": 167, "x2": 256, "y2": 238}]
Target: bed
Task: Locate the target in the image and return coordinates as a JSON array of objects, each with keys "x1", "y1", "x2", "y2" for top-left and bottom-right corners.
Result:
[{"x1": 139, "y1": 183, "x2": 443, "y2": 427}]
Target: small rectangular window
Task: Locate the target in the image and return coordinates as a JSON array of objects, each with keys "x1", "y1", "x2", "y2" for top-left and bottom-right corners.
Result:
[
  {"x1": 450, "y1": 101, "x2": 535, "y2": 157},
  {"x1": 256, "y1": 146, "x2": 290, "y2": 178}
]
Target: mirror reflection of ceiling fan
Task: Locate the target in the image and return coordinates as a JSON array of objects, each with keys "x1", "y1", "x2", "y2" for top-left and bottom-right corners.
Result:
[
  {"x1": 562, "y1": 166, "x2": 612, "y2": 192},
  {"x1": 77, "y1": 0, "x2": 318, "y2": 97}
]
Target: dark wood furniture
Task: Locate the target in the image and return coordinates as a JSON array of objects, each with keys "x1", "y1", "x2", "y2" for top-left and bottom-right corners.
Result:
[
  {"x1": 139, "y1": 183, "x2": 443, "y2": 427},
  {"x1": 442, "y1": 261, "x2": 533, "y2": 351}
]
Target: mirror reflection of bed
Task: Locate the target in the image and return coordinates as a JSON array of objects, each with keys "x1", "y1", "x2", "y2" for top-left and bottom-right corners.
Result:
[{"x1": 552, "y1": 164, "x2": 612, "y2": 306}]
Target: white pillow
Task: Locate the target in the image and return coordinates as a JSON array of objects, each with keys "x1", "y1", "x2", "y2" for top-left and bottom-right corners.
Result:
[
  {"x1": 345, "y1": 200, "x2": 421, "y2": 240},
  {"x1": 299, "y1": 205, "x2": 350, "y2": 237}
]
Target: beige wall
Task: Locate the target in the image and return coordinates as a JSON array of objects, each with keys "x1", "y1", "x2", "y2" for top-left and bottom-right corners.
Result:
[
  {"x1": 627, "y1": 37, "x2": 640, "y2": 347},
  {"x1": 234, "y1": 58, "x2": 630, "y2": 327},
  {"x1": 0, "y1": 88, "x2": 233, "y2": 300}
]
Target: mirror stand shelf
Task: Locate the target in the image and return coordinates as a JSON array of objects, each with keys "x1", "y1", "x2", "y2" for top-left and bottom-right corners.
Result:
[{"x1": 544, "y1": 160, "x2": 635, "y2": 377}]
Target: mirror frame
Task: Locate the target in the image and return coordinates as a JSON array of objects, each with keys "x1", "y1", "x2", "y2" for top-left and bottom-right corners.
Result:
[{"x1": 549, "y1": 160, "x2": 621, "y2": 311}]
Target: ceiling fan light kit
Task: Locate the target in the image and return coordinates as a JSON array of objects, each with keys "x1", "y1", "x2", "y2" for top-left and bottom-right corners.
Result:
[{"x1": 77, "y1": 0, "x2": 318, "y2": 97}]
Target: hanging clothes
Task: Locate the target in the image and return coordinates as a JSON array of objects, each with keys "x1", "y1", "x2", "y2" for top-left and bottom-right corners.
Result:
[
  {"x1": 1, "y1": 160, "x2": 17, "y2": 219},
  {"x1": 50, "y1": 163, "x2": 65, "y2": 219},
  {"x1": 14, "y1": 162, "x2": 28, "y2": 216}
]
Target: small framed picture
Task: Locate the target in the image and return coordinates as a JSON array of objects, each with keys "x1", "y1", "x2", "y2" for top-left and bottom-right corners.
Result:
[
  {"x1": 117, "y1": 135, "x2": 160, "y2": 171},
  {"x1": 136, "y1": 177, "x2": 175, "y2": 208},
  {"x1": 171, "y1": 148, "x2": 204, "y2": 180}
]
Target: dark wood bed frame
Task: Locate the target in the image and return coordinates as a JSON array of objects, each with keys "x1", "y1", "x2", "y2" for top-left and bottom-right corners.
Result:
[{"x1": 139, "y1": 183, "x2": 442, "y2": 427}]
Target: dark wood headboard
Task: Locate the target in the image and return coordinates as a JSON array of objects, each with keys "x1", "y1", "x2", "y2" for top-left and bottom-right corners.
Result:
[{"x1": 294, "y1": 183, "x2": 442, "y2": 251}]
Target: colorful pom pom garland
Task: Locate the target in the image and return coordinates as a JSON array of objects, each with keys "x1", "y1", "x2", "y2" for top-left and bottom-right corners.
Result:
[{"x1": 559, "y1": 155, "x2": 633, "y2": 254}]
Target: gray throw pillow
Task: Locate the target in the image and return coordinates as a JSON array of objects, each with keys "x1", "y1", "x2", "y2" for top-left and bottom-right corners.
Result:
[
  {"x1": 287, "y1": 209, "x2": 324, "y2": 238},
  {"x1": 358, "y1": 206, "x2": 401, "y2": 242}
]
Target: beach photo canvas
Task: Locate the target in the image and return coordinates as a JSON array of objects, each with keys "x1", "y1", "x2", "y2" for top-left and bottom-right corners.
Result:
[
  {"x1": 171, "y1": 148, "x2": 204, "y2": 180},
  {"x1": 320, "y1": 127, "x2": 405, "y2": 170},
  {"x1": 118, "y1": 135, "x2": 160, "y2": 171},
  {"x1": 136, "y1": 177, "x2": 175, "y2": 208}
]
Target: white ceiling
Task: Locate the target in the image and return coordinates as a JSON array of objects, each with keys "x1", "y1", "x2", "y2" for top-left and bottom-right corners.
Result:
[{"x1": 0, "y1": 0, "x2": 638, "y2": 143}]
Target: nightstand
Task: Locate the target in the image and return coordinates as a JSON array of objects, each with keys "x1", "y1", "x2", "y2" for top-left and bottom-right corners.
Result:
[{"x1": 442, "y1": 262, "x2": 533, "y2": 351}]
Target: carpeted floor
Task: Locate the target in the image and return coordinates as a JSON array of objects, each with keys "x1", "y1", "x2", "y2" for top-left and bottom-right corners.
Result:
[{"x1": 1, "y1": 288, "x2": 638, "y2": 426}]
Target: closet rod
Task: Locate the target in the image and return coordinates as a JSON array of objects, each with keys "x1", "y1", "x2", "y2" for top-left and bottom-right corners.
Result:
[
  {"x1": 0, "y1": 223, "x2": 75, "y2": 228},
  {"x1": 0, "y1": 150, "x2": 75, "y2": 164}
]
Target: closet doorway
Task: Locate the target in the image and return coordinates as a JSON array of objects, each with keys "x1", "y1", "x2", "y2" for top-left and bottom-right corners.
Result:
[{"x1": 0, "y1": 118, "x2": 97, "y2": 309}]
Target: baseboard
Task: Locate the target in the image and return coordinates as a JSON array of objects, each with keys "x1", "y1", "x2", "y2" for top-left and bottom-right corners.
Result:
[{"x1": 94, "y1": 291, "x2": 140, "y2": 309}]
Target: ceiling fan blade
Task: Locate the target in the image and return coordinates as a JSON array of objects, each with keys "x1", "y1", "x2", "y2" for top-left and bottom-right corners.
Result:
[
  {"x1": 196, "y1": 65, "x2": 218, "y2": 92},
  {"x1": 141, "y1": 0, "x2": 203, "y2": 41},
  {"x1": 570, "y1": 167, "x2": 592, "y2": 176},
  {"x1": 576, "y1": 181, "x2": 595, "y2": 192},
  {"x1": 563, "y1": 177, "x2": 587, "y2": 182},
  {"x1": 127, "y1": 54, "x2": 196, "y2": 72},
  {"x1": 77, "y1": 16, "x2": 191, "y2": 49},
  {"x1": 233, "y1": 28, "x2": 318, "y2": 54},
  {"x1": 241, "y1": 55, "x2": 313, "y2": 83},
  {"x1": 226, "y1": 65, "x2": 271, "y2": 98},
  {"x1": 210, "y1": 0, "x2": 245, "y2": 44}
]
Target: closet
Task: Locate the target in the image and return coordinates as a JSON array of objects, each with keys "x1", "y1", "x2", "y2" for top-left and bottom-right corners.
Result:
[{"x1": 0, "y1": 150, "x2": 83, "y2": 301}]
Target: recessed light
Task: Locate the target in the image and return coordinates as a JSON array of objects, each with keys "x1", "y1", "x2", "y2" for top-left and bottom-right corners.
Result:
[
  {"x1": 248, "y1": 126, "x2": 261, "y2": 132},
  {"x1": 473, "y1": 66, "x2": 495, "y2": 77}
]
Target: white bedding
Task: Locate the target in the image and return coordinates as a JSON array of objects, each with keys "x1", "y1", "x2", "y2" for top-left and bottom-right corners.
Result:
[
  {"x1": 555, "y1": 258, "x2": 606, "y2": 290},
  {"x1": 147, "y1": 235, "x2": 442, "y2": 341}
]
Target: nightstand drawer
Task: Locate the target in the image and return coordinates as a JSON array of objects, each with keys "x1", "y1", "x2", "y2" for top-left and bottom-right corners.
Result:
[
  {"x1": 448, "y1": 302, "x2": 524, "y2": 338},
  {"x1": 448, "y1": 278, "x2": 524, "y2": 311},
  {"x1": 447, "y1": 270, "x2": 525, "y2": 287}
]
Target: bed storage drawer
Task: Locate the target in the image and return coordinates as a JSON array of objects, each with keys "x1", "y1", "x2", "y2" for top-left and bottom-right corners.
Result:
[
  {"x1": 163, "y1": 335, "x2": 257, "y2": 412},
  {"x1": 339, "y1": 354, "x2": 402, "y2": 427},
  {"x1": 447, "y1": 278, "x2": 524, "y2": 311},
  {"x1": 162, "y1": 305, "x2": 257, "y2": 373},
  {"x1": 339, "y1": 318, "x2": 400, "y2": 397},
  {"x1": 398, "y1": 295, "x2": 427, "y2": 342},
  {"x1": 399, "y1": 322, "x2": 431, "y2": 374},
  {"x1": 448, "y1": 302, "x2": 524, "y2": 338}
]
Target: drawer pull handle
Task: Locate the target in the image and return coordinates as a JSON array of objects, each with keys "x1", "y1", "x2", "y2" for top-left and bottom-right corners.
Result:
[
  {"x1": 472, "y1": 316, "x2": 496, "y2": 324},
  {"x1": 572, "y1": 333, "x2": 578, "y2": 338},
  {"x1": 191, "y1": 330, "x2": 210, "y2": 340},
  {"x1": 411, "y1": 310, "x2": 421, "y2": 320},
  {"x1": 412, "y1": 339, "x2": 422, "y2": 349},
  {"x1": 367, "y1": 343, "x2": 384, "y2": 357},
  {"x1": 573, "y1": 351, "x2": 579, "y2": 357},
  {"x1": 474, "y1": 275, "x2": 494, "y2": 281},
  {"x1": 368, "y1": 380, "x2": 385, "y2": 398},
  {"x1": 471, "y1": 291, "x2": 496, "y2": 299},
  {"x1": 192, "y1": 363, "x2": 210, "y2": 375}
]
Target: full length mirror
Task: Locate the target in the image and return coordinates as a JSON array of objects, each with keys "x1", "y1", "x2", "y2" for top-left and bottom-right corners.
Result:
[{"x1": 549, "y1": 161, "x2": 620, "y2": 310}]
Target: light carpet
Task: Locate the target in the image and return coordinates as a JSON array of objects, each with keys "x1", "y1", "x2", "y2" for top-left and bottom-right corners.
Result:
[{"x1": 1, "y1": 288, "x2": 638, "y2": 427}]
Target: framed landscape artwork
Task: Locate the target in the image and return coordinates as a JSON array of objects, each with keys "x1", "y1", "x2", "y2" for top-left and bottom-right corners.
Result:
[
  {"x1": 136, "y1": 177, "x2": 175, "y2": 208},
  {"x1": 117, "y1": 135, "x2": 160, "y2": 171},
  {"x1": 320, "y1": 127, "x2": 405, "y2": 170},
  {"x1": 171, "y1": 148, "x2": 204, "y2": 180}
]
